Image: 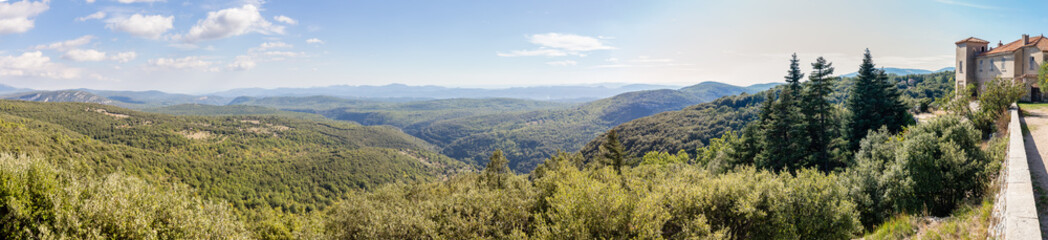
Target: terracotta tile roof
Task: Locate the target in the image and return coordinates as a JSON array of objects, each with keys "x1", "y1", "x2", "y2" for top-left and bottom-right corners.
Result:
[
  {"x1": 956, "y1": 37, "x2": 990, "y2": 44},
  {"x1": 981, "y1": 35, "x2": 1048, "y2": 56}
]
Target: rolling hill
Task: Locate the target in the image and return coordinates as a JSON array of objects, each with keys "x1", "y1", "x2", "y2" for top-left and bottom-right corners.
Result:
[
  {"x1": 0, "y1": 100, "x2": 471, "y2": 213},
  {"x1": 236, "y1": 81, "x2": 778, "y2": 172}
]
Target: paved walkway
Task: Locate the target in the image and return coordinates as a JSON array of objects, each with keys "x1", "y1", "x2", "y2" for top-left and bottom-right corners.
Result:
[{"x1": 1022, "y1": 106, "x2": 1048, "y2": 235}]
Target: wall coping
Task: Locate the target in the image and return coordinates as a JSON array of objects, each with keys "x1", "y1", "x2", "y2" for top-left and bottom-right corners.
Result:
[{"x1": 1000, "y1": 103, "x2": 1042, "y2": 239}]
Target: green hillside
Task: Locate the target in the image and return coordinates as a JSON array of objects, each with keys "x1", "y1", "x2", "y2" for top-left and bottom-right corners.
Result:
[
  {"x1": 581, "y1": 71, "x2": 955, "y2": 160},
  {"x1": 0, "y1": 100, "x2": 471, "y2": 214},
  {"x1": 234, "y1": 82, "x2": 775, "y2": 172}
]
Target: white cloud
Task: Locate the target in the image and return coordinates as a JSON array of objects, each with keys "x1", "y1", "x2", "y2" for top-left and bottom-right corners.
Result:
[
  {"x1": 306, "y1": 38, "x2": 323, "y2": 44},
  {"x1": 117, "y1": 0, "x2": 165, "y2": 3},
  {"x1": 61, "y1": 49, "x2": 137, "y2": 63},
  {"x1": 0, "y1": 51, "x2": 82, "y2": 79},
  {"x1": 497, "y1": 49, "x2": 567, "y2": 57},
  {"x1": 76, "y1": 11, "x2": 106, "y2": 21},
  {"x1": 262, "y1": 51, "x2": 303, "y2": 57},
  {"x1": 227, "y1": 55, "x2": 256, "y2": 71},
  {"x1": 63, "y1": 49, "x2": 107, "y2": 62},
  {"x1": 86, "y1": 0, "x2": 96, "y2": 3},
  {"x1": 498, "y1": 33, "x2": 613, "y2": 58},
  {"x1": 33, "y1": 35, "x2": 95, "y2": 51},
  {"x1": 273, "y1": 15, "x2": 296, "y2": 25},
  {"x1": 546, "y1": 60, "x2": 577, "y2": 67},
  {"x1": 258, "y1": 41, "x2": 292, "y2": 50},
  {"x1": 528, "y1": 33, "x2": 614, "y2": 52},
  {"x1": 0, "y1": 0, "x2": 49, "y2": 34},
  {"x1": 182, "y1": 5, "x2": 284, "y2": 42},
  {"x1": 148, "y1": 56, "x2": 217, "y2": 71},
  {"x1": 107, "y1": 14, "x2": 174, "y2": 39},
  {"x1": 109, "y1": 51, "x2": 136, "y2": 63}
]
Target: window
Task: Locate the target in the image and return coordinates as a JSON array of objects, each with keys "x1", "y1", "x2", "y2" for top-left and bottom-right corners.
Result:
[
  {"x1": 991, "y1": 59, "x2": 995, "y2": 71},
  {"x1": 979, "y1": 60, "x2": 983, "y2": 72},
  {"x1": 959, "y1": 61, "x2": 963, "y2": 73},
  {"x1": 1032, "y1": 57, "x2": 1037, "y2": 70},
  {"x1": 1002, "y1": 57, "x2": 1007, "y2": 71}
]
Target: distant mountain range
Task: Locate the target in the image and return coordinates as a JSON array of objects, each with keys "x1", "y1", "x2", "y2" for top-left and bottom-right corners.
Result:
[
  {"x1": 4, "y1": 90, "x2": 116, "y2": 105},
  {"x1": 841, "y1": 67, "x2": 954, "y2": 78},
  {"x1": 209, "y1": 83, "x2": 684, "y2": 102},
  {"x1": 0, "y1": 82, "x2": 730, "y2": 107}
]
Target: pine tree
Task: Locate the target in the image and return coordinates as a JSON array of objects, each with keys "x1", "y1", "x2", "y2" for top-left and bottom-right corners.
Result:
[
  {"x1": 600, "y1": 129, "x2": 626, "y2": 174},
  {"x1": 756, "y1": 54, "x2": 810, "y2": 171},
  {"x1": 845, "y1": 49, "x2": 911, "y2": 151},
  {"x1": 483, "y1": 150, "x2": 511, "y2": 188},
  {"x1": 802, "y1": 57, "x2": 836, "y2": 171}
]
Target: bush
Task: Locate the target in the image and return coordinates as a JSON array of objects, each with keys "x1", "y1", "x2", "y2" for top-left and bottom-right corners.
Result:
[{"x1": 0, "y1": 154, "x2": 251, "y2": 239}]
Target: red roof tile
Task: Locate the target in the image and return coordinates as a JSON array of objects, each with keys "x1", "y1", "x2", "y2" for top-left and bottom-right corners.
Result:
[
  {"x1": 956, "y1": 37, "x2": 990, "y2": 44},
  {"x1": 981, "y1": 35, "x2": 1048, "y2": 56}
]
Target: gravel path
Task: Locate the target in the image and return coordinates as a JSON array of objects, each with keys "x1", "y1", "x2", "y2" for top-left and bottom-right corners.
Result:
[{"x1": 1022, "y1": 106, "x2": 1048, "y2": 235}]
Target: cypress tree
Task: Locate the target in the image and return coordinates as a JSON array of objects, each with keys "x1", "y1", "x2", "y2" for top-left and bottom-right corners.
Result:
[{"x1": 802, "y1": 57, "x2": 836, "y2": 171}]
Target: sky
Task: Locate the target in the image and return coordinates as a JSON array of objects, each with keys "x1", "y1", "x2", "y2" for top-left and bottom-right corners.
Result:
[{"x1": 1, "y1": 0, "x2": 1047, "y2": 93}]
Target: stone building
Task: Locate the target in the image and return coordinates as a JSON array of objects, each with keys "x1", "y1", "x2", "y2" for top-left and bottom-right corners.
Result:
[{"x1": 956, "y1": 34, "x2": 1047, "y2": 102}]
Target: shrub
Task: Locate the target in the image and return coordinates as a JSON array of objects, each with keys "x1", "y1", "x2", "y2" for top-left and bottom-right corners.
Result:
[{"x1": 0, "y1": 154, "x2": 251, "y2": 239}]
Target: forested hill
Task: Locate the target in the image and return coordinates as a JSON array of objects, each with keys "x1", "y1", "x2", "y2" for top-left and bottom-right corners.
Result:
[
  {"x1": 304, "y1": 81, "x2": 778, "y2": 172},
  {"x1": 0, "y1": 100, "x2": 471, "y2": 213},
  {"x1": 581, "y1": 70, "x2": 956, "y2": 159}
]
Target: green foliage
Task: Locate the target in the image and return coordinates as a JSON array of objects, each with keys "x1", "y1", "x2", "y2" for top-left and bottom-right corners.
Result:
[
  {"x1": 1040, "y1": 61, "x2": 1048, "y2": 92},
  {"x1": 598, "y1": 129, "x2": 626, "y2": 173},
  {"x1": 0, "y1": 100, "x2": 471, "y2": 217},
  {"x1": 893, "y1": 116, "x2": 989, "y2": 216},
  {"x1": 972, "y1": 77, "x2": 1026, "y2": 135},
  {"x1": 580, "y1": 92, "x2": 767, "y2": 161},
  {"x1": 639, "y1": 150, "x2": 691, "y2": 166},
  {"x1": 846, "y1": 116, "x2": 993, "y2": 221},
  {"x1": 802, "y1": 57, "x2": 838, "y2": 170},
  {"x1": 325, "y1": 174, "x2": 534, "y2": 239},
  {"x1": 481, "y1": 150, "x2": 511, "y2": 188},
  {"x1": 0, "y1": 154, "x2": 251, "y2": 239},
  {"x1": 326, "y1": 157, "x2": 863, "y2": 239},
  {"x1": 755, "y1": 55, "x2": 812, "y2": 172},
  {"x1": 845, "y1": 49, "x2": 913, "y2": 151}
]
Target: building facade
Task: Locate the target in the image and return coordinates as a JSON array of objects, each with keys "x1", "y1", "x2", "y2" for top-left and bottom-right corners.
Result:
[{"x1": 956, "y1": 34, "x2": 1047, "y2": 102}]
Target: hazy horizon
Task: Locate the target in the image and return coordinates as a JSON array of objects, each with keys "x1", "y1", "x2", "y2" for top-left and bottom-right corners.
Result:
[{"x1": 0, "y1": 0, "x2": 1043, "y2": 93}]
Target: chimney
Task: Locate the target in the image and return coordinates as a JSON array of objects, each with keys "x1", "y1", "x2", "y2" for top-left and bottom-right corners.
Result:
[
  {"x1": 999, "y1": 41, "x2": 1004, "y2": 47},
  {"x1": 1023, "y1": 34, "x2": 1030, "y2": 45}
]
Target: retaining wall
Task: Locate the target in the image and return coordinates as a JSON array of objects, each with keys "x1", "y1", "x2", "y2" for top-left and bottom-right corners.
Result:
[{"x1": 991, "y1": 104, "x2": 1041, "y2": 239}]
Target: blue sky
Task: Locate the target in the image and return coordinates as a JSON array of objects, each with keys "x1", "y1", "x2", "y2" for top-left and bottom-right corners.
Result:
[{"x1": 1, "y1": 0, "x2": 1047, "y2": 93}]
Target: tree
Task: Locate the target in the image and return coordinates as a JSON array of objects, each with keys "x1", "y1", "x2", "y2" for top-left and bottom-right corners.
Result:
[
  {"x1": 483, "y1": 150, "x2": 511, "y2": 188},
  {"x1": 1039, "y1": 61, "x2": 1048, "y2": 97},
  {"x1": 803, "y1": 56, "x2": 837, "y2": 171},
  {"x1": 600, "y1": 129, "x2": 626, "y2": 174},
  {"x1": 845, "y1": 49, "x2": 911, "y2": 151},
  {"x1": 756, "y1": 54, "x2": 811, "y2": 171}
]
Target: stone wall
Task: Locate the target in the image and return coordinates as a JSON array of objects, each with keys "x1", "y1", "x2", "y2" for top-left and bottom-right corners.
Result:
[{"x1": 990, "y1": 104, "x2": 1041, "y2": 239}]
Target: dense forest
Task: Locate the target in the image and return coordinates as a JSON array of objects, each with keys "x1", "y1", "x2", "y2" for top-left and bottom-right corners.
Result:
[{"x1": 0, "y1": 101, "x2": 471, "y2": 215}]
